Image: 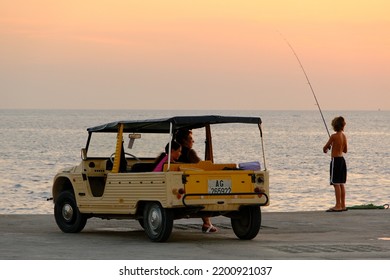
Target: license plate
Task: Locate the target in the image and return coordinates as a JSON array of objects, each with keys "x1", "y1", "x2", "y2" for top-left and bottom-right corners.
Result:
[{"x1": 208, "y1": 179, "x2": 232, "y2": 194}]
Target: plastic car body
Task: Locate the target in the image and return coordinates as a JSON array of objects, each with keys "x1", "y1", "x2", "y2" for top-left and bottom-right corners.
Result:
[{"x1": 52, "y1": 115, "x2": 269, "y2": 242}]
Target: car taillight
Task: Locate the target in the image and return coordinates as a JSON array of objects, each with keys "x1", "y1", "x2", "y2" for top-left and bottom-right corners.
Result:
[
  {"x1": 254, "y1": 187, "x2": 265, "y2": 198},
  {"x1": 172, "y1": 188, "x2": 185, "y2": 199}
]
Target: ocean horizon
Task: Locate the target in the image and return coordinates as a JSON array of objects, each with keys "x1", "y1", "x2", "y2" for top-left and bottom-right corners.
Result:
[{"x1": 1, "y1": 109, "x2": 389, "y2": 214}]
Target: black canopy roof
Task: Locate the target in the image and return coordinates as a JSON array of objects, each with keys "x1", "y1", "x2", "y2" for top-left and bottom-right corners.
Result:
[{"x1": 87, "y1": 115, "x2": 262, "y2": 133}]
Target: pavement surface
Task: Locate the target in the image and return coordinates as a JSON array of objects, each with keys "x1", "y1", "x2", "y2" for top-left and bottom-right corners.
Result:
[{"x1": 1, "y1": 210, "x2": 389, "y2": 260}]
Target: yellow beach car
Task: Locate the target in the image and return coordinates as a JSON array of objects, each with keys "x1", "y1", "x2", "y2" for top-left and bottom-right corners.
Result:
[{"x1": 52, "y1": 115, "x2": 269, "y2": 242}]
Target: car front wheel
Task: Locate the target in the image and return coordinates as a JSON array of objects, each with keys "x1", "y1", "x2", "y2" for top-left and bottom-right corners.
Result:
[
  {"x1": 54, "y1": 191, "x2": 87, "y2": 233},
  {"x1": 143, "y1": 202, "x2": 173, "y2": 242}
]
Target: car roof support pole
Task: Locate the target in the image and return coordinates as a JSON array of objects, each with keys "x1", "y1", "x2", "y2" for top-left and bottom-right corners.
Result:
[
  {"x1": 166, "y1": 122, "x2": 173, "y2": 171},
  {"x1": 204, "y1": 124, "x2": 214, "y2": 162},
  {"x1": 112, "y1": 123, "x2": 124, "y2": 173},
  {"x1": 258, "y1": 122, "x2": 267, "y2": 171}
]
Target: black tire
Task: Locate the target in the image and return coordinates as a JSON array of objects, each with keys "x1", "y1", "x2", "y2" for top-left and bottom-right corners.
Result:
[
  {"x1": 54, "y1": 191, "x2": 87, "y2": 233},
  {"x1": 143, "y1": 202, "x2": 173, "y2": 242},
  {"x1": 138, "y1": 219, "x2": 145, "y2": 229},
  {"x1": 231, "y1": 206, "x2": 261, "y2": 240}
]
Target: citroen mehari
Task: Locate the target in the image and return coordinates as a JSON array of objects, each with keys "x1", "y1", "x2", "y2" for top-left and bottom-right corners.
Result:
[{"x1": 52, "y1": 115, "x2": 269, "y2": 242}]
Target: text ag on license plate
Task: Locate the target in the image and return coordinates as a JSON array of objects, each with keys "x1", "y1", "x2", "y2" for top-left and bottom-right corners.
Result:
[{"x1": 208, "y1": 179, "x2": 232, "y2": 194}]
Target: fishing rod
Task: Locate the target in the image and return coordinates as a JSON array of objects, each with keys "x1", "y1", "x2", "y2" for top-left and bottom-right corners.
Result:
[{"x1": 280, "y1": 33, "x2": 331, "y2": 138}]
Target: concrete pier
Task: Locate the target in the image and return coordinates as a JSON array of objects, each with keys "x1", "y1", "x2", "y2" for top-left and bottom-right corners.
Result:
[{"x1": 1, "y1": 210, "x2": 389, "y2": 260}]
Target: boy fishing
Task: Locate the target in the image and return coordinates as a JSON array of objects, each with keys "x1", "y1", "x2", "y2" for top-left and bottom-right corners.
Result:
[{"x1": 323, "y1": 116, "x2": 348, "y2": 212}]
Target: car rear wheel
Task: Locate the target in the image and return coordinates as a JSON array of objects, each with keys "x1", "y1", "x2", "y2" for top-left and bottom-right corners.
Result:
[
  {"x1": 231, "y1": 206, "x2": 261, "y2": 240},
  {"x1": 54, "y1": 191, "x2": 87, "y2": 233},
  {"x1": 137, "y1": 219, "x2": 145, "y2": 229},
  {"x1": 143, "y1": 202, "x2": 173, "y2": 242}
]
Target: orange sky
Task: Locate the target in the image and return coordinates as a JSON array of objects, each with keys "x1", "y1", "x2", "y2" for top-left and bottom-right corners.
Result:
[{"x1": 1, "y1": 0, "x2": 389, "y2": 110}]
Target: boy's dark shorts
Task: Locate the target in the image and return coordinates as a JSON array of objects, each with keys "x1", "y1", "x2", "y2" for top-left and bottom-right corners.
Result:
[{"x1": 330, "y1": 157, "x2": 347, "y2": 185}]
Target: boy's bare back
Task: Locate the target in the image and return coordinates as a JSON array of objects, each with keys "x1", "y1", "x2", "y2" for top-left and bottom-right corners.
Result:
[{"x1": 324, "y1": 132, "x2": 347, "y2": 157}]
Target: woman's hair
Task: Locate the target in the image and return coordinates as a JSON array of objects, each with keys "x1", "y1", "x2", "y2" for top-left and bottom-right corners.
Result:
[
  {"x1": 331, "y1": 116, "x2": 346, "y2": 132},
  {"x1": 175, "y1": 129, "x2": 192, "y2": 144}
]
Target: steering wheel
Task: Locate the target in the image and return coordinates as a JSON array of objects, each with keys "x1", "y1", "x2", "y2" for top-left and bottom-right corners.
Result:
[{"x1": 109, "y1": 152, "x2": 140, "y2": 164}]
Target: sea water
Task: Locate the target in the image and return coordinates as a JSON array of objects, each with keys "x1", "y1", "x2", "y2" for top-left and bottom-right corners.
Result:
[{"x1": 0, "y1": 109, "x2": 389, "y2": 214}]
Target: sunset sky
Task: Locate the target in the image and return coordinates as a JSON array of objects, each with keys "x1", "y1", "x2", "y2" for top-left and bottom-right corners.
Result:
[{"x1": 1, "y1": 0, "x2": 389, "y2": 110}]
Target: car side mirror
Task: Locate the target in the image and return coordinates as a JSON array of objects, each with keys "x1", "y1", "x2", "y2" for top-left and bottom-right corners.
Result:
[{"x1": 81, "y1": 148, "x2": 87, "y2": 160}]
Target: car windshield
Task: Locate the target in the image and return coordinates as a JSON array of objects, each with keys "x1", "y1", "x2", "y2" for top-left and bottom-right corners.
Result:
[{"x1": 87, "y1": 133, "x2": 117, "y2": 158}]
